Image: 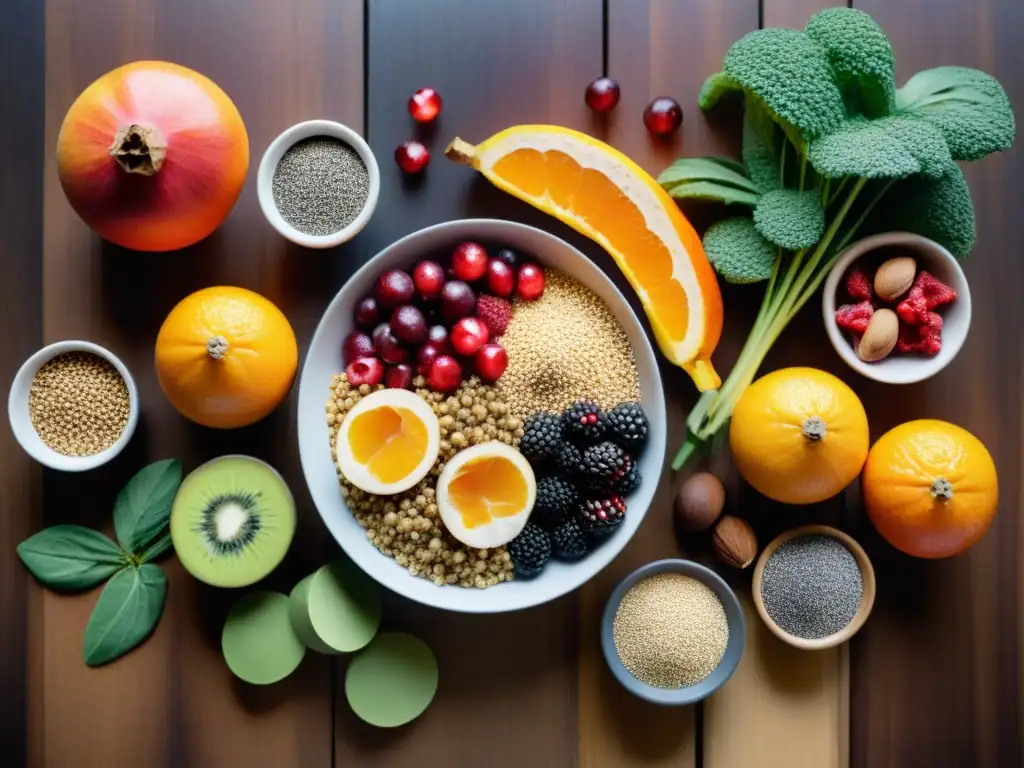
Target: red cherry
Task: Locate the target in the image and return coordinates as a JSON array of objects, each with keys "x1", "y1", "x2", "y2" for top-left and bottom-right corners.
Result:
[
  {"x1": 451, "y1": 242, "x2": 489, "y2": 282},
  {"x1": 643, "y1": 97, "x2": 683, "y2": 135},
  {"x1": 372, "y1": 323, "x2": 407, "y2": 364},
  {"x1": 415, "y1": 343, "x2": 442, "y2": 375},
  {"x1": 439, "y1": 280, "x2": 476, "y2": 321},
  {"x1": 428, "y1": 355, "x2": 463, "y2": 393},
  {"x1": 413, "y1": 260, "x2": 445, "y2": 300},
  {"x1": 517, "y1": 263, "x2": 545, "y2": 300},
  {"x1": 408, "y1": 87, "x2": 443, "y2": 123},
  {"x1": 475, "y1": 344, "x2": 508, "y2": 383},
  {"x1": 354, "y1": 297, "x2": 381, "y2": 330},
  {"x1": 451, "y1": 317, "x2": 490, "y2": 356},
  {"x1": 385, "y1": 364, "x2": 414, "y2": 390},
  {"x1": 585, "y1": 77, "x2": 621, "y2": 113},
  {"x1": 376, "y1": 270, "x2": 415, "y2": 307},
  {"x1": 395, "y1": 141, "x2": 430, "y2": 173},
  {"x1": 390, "y1": 305, "x2": 428, "y2": 345},
  {"x1": 346, "y1": 357, "x2": 384, "y2": 387},
  {"x1": 486, "y1": 259, "x2": 516, "y2": 297},
  {"x1": 343, "y1": 331, "x2": 375, "y2": 364},
  {"x1": 426, "y1": 324, "x2": 452, "y2": 353}
]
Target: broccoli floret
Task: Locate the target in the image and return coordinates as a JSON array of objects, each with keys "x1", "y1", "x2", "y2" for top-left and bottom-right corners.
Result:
[
  {"x1": 699, "y1": 72, "x2": 741, "y2": 111},
  {"x1": 809, "y1": 114, "x2": 951, "y2": 180},
  {"x1": 753, "y1": 190, "x2": 825, "y2": 250},
  {"x1": 723, "y1": 28, "x2": 845, "y2": 141},
  {"x1": 702, "y1": 217, "x2": 776, "y2": 284},
  {"x1": 804, "y1": 8, "x2": 896, "y2": 118},
  {"x1": 897, "y1": 66, "x2": 1016, "y2": 161}
]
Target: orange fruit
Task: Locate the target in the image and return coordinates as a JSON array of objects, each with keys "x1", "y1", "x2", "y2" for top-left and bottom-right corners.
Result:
[
  {"x1": 155, "y1": 286, "x2": 298, "y2": 428},
  {"x1": 729, "y1": 367, "x2": 869, "y2": 505},
  {"x1": 862, "y1": 420, "x2": 998, "y2": 558},
  {"x1": 446, "y1": 126, "x2": 724, "y2": 391}
]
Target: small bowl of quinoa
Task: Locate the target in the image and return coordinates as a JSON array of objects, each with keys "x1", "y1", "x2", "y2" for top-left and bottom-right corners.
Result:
[{"x1": 8, "y1": 340, "x2": 139, "y2": 472}]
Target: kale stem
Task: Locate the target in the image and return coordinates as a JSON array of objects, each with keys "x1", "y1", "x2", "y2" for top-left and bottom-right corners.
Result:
[
  {"x1": 821, "y1": 177, "x2": 831, "y2": 206},
  {"x1": 832, "y1": 178, "x2": 898, "y2": 255},
  {"x1": 799, "y1": 154, "x2": 807, "y2": 191},
  {"x1": 779, "y1": 140, "x2": 787, "y2": 186},
  {"x1": 826, "y1": 176, "x2": 850, "y2": 207}
]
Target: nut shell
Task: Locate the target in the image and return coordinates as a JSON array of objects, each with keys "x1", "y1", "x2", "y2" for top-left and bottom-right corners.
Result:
[
  {"x1": 857, "y1": 307, "x2": 899, "y2": 362},
  {"x1": 675, "y1": 472, "x2": 725, "y2": 532},
  {"x1": 713, "y1": 516, "x2": 757, "y2": 569},
  {"x1": 873, "y1": 256, "x2": 916, "y2": 302}
]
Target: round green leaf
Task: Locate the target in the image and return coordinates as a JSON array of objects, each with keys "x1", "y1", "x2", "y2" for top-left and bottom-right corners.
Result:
[
  {"x1": 753, "y1": 189, "x2": 826, "y2": 250},
  {"x1": 702, "y1": 217, "x2": 777, "y2": 284},
  {"x1": 289, "y1": 559, "x2": 381, "y2": 654},
  {"x1": 222, "y1": 591, "x2": 306, "y2": 685},
  {"x1": 345, "y1": 633, "x2": 438, "y2": 728}
]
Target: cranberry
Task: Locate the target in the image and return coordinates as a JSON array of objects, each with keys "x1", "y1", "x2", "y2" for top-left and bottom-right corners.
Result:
[
  {"x1": 585, "y1": 77, "x2": 621, "y2": 113},
  {"x1": 494, "y1": 248, "x2": 519, "y2": 270},
  {"x1": 408, "y1": 87, "x2": 443, "y2": 123},
  {"x1": 390, "y1": 305, "x2": 427, "y2": 345},
  {"x1": 440, "y1": 280, "x2": 476, "y2": 321},
  {"x1": 451, "y1": 242, "x2": 489, "y2": 282},
  {"x1": 428, "y1": 355, "x2": 463, "y2": 393},
  {"x1": 451, "y1": 316, "x2": 489, "y2": 356},
  {"x1": 415, "y1": 343, "x2": 443, "y2": 375},
  {"x1": 376, "y1": 270, "x2": 415, "y2": 308},
  {"x1": 476, "y1": 343, "x2": 508, "y2": 383},
  {"x1": 643, "y1": 97, "x2": 683, "y2": 135},
  {"x1": 385, "y1": 364, "x2": 414, "y2": 390},
  {"x1": 517, "y1": 263, "x2": 545, "y2": 300},
  {"x1": 346, "y1": 357, "x2": 384, "y2": 387},
  {"x1": 413, "y1": 260, "x2": 445, "y2": 300},
  {"x1": 354, "y1": 296, "x2": 381, "y2": 330},
  {"x1": 486, "y1": 259, "x2": 516, "y2": 297},
  {"x1": 427, "y1": 324, "x2": 452, "y2": 353},
  {"x1": 372, "y1": 323, "x2": 406, "y2": 364},
  {"x1": 395, "y1": 141, "x2": 430, "y2": 174},
  {"x1": 343, "y1": 331, "x2": 375, "y2": 364}
]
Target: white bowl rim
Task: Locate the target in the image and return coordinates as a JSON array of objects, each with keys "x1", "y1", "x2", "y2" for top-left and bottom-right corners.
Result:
[
  {"x1": 7, "y1": 339, "x2": 140, "y2": 472},
  {"x1": 821, "y1": 231, "x2": 972, "y2": 384},
  {"x1": 296, "y1": 218, "x2": 667, "y2": 613},
  {"x1": 257, "y1": 119, "x2": 381, "y2": 249}
]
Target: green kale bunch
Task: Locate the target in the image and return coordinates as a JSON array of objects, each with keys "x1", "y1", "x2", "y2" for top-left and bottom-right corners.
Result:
[{"x1": 659, "y1": 8, "x2": 1015, "y2": 470}]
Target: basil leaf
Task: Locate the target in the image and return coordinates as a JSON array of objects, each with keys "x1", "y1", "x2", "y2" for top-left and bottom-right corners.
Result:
[
  {"x1": 17, "y1": 525, "x2": 125, "y2": 591},
  {"x1": 139, "y1": 531, "x2": 173, "y2": 563},
  {"x1": 658, "y1": 157, "x2": 761, "y2": 196},
  {"x1": 83, "y1": 564, "x2": 167, "y2": 667},
  {"x1": 665, "y1": 180, "x2": 760, "y2": 207},
  {"x1": 113, "y1": 459, "x2": 182, "y2": 555}
]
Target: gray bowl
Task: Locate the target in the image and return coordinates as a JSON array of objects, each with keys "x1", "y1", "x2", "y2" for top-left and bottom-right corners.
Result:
[{"x1": 600, "y1": 559, "x2": 745, "y2": 706}]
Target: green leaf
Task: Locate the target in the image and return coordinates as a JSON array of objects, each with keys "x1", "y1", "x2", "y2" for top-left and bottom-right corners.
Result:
[
  {"x1": 699, "y1": 71, "x2": 741, "y2": 111},
  {"x1": 742, "y1": 95, "x2": 781, "y2": 193},
  {"x1": 17, "y1": 525, "x2": 125, "y2": 591},
  {"x1": 83, "y1": 564, "x2": 167, "y2": 667},
  {"x1": 139, "y1": 531, "x2": 173, "y2": 564},
  {"x1": 665, "y1": 181, "x2": 760, "y2": 207},
  {"x1": 702, "y1": 156, "x2": 750, "y2": 177},
  {"x1": 702, "y1": 217, "x2": 777, "y2": 284},
  {"x1": 658, "y1": 157, "x2": 761, "y2": 195},
  {"x1": 753, "y1": 189, "x2": 826, "y2": 250},
  {"x1": 113, "y1": 459, "x2": 182, "y2": 555},
  {"x1": 896, "y1": 66, "x2": 1016, "y2": 161},
  {"x1": 808, "y1": 117, "x2": 922, "y2": 179}
]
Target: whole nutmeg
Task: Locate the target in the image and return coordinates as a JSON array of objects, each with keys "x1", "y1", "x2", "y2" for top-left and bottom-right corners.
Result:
[
  {"x1": 873, "y1": 256, "x2": 916, "y2": 302},
  {"x1": 713, "y1": 516, "x2": 757, "y2": 569},
  {"x1": 675, "y1": 472, "x2": 725, "y2": 532}
]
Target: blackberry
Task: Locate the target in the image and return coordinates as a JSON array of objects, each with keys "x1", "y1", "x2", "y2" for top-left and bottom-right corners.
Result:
[
  {"x1": 576, "y1": 495, "x2": 626, "y2": 538},
  {"x1": 606, "y1": 402, "x2": 649, "y2": 453},
  {"x1": 562, "y1": 399, "x2": 609, "y2": 442},
  {"x1": 551, "y1": 517, "x2": 589, "y2": 561},
  {"x1": 519, "y1": 412, "x2": 564, "y2": 465},
  {"x1": 578, "y1": 441, "x2": 628, "y2": 491},
  {"x1": 507, "y1": 523, "x2": 551, "y2": 578},
  {"x1": 556, "y1": 441, "x2": 584, "y2": 476},
  {"x1": 532, "y1": 476, "x2": 578, "y2": 530},
  {"x1": 614, "y1": 460, "x2": 642, "y2": 495}
]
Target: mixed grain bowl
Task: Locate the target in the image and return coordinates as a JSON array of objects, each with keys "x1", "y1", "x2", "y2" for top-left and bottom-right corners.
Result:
[{"x1": 297, "y1": 220, "x2": 665, "y2": 613}]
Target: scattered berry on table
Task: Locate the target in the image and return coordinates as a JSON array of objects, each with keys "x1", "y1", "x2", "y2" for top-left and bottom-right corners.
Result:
[
  {"x1": 507, "y1": 523, "x2": 551, "y2": 578},
  {"x1": 519, "y1": 412, "x2": 565, "y2": 465},
  {"x1": 440, "y1": 280, "x2": 476, "y2": 321},
  {"x1": 516, "y1": 262, "x2": 545, "y2": 300},
  {"x1": 585, "y1": 77, "x2": 621, "y2": 113},
  {"x1": 844, "y1": 265, "x2": 873, "y2": 301},
  {"x1": 486, "y1": 258, "x2": 516, "y2": 297},
  {"x1": 408, "y1": 87, "x2": 442, "y2": 123},
  {"x1": 354, "y1": 296, "x2": 381, "y2": 330},
  {"x1": 385, "y1": 364, "x2": 414, "y2": 390},
  {"x1": 562, "y1": 399, "x2": 609, "y2": 442},
  {"x1": 390, "y1": 304, "x2": 428, "y2": 345},
  {"x1": 532, "y1": 476, "x2": 579, "y2": 531},
  {"x1": 579, "y1": 441, "x2": 628, "y2": 489},
  {"x1": 428, "y1": 355, "x2": 463, "y2": 392},
  {"x1": 451, "y1": 241, "x2": 489, "y2": 282},
  {"x1": 552, "y1": 517, "x2": 589, "y2": 561},
  {"x1": 375, "y1": 269, "x2": 415, "y2": 308},
  {"x1": 345, "y1": 357, "x2": 384, "y2": 387},
  {"x1": 494, "y1": 248, "x2": 520, "y2": 270},
  {"x1": 556, "y1": 441, "x2": 585, "y2": 476},
  {"x1": 413, "y1": 260, "x2": 446, "y2": 300},
  {"x1": 415, "y1": 343, "x2": 442, "y2": 375},
  {"x1": 606, "y1": 402, "x2": 649, "y2": 453},
  {"x1": 576, "y1": 495, "x2": 626, "y2": 538},
  {"x1": 372, "y1": 323, "x2": 406, "y2": 364},
  {"x1": 476, "y1": 295, "x2": 512, "y2": 337},
  {"x1": 426, "y1": 324, "x2": 452, "y2": 352},
  {"x1": 475, "y1": 343, "x2": 508, "y2": 383},
  {"x1": 343, "y1": 331, "x2": 375, "y2": 364},
  {"x1": 643, "y1": 96, "x2": 683, "y2": 135},
  {"x1": 451, "y1": 316, "x2": 490, "y2": 356},
  {"x1": 395, "y1": 140, "x2": 430, "y2": 174},
  {"x1": 613, "y1": 460, "x2": 642, "y2": 495}
]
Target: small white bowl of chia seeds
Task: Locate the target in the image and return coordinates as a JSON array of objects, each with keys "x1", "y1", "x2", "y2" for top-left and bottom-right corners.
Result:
[
  {"x1": 258, "y1": 119, "x2": 380, "y2": 249},
  {"x1": 8, "y1": 340, "x2": 139, "y2": 472}
]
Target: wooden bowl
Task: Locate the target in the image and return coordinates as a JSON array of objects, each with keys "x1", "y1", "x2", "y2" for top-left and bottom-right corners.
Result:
[{"x1": 752, "y1": 525, "x2": 875, "y2": 651}]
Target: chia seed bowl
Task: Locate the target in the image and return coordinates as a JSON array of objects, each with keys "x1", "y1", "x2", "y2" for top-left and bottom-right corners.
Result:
[{"x1": 257, "y1": 119, "x2": 380, "y2": 249}]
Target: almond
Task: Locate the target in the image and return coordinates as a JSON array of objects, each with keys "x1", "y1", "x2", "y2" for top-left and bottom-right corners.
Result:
[
  {"x1": 873, "y1": 256, "x2": 916, "y2": 301},
  {"x1": 713, "y1": 515, "x2": 757, "y2": 569},
  {"x1": 857, "y1": 307, "x2": 899, "y2": 362}
]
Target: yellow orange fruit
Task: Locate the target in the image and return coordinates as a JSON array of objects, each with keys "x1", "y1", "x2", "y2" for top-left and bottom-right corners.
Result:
[
  {"x1": 446, "y1": 126, "x2": 724, "y2": 390},
  {"x1": 862, "y1": 420, "x2": 998, "y2": 558},
  {"x1": 729, "y1": 367, "x2": 869, "y2": 505},
  {"x1": 155, "y1": 286, "x2": 298, "y2": 428}
]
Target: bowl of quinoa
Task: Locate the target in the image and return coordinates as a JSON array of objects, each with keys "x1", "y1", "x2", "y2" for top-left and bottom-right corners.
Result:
[{"x1": 297, "y1": 219, "x2": 666, "y2": 613}]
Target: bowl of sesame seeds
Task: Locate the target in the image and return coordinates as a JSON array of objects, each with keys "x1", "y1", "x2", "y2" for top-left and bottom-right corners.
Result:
[
  {"x1": 257, "y1": 119, "x2": 380, "y2": 249},
  {"x1": 8, "y1": 340, "x2": 139, "y2": 472}
]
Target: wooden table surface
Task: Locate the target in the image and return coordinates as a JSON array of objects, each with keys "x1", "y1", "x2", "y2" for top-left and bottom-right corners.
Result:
[{"x1": 1, "y1": 1, "x2": 1021, "y2": 766}]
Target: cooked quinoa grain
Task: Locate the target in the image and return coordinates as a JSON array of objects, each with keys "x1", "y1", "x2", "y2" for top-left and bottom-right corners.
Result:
[{"x1": 327, "y1": 374, "x2": 518, "y2": 588}]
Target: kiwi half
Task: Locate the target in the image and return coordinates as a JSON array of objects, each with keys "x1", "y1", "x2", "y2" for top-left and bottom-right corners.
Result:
[{"x1": 170, "y1": 455, "x2": 296, "y2": 588}]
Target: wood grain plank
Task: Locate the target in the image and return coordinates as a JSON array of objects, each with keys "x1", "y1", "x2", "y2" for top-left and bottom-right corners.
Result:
[
  {"x1": 847, "y1": 2, "x2": 1024, "y2": 766},
  {"x1": 336, "y1": 2, "x2": 601, "y2": 765},
  {"x1": 38, "y1": 1, "x2": 364, "y2": 766}
]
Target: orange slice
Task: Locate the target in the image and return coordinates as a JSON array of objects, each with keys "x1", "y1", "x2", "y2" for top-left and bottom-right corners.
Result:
[{"x1": 447, "y1": 125, "x2": 724, "y2": 390}]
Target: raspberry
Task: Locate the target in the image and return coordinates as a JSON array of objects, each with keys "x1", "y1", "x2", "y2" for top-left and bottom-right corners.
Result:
[
  {"x1": 475, "y1": 294, "x2": 512, "y2": 336},
  {"x1": 897, "y1": 271, "x2": 957, "y2": 325},
  {"x1": 844, "y1": 265, "x2": 873, "y2": 301},
  {"x1": 835, "y1": 300, "x2": 874, "y2": 334}
]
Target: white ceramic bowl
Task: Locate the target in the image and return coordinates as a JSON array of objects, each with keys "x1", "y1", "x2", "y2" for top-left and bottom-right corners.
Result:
[
  {"x1": 822, "y1": 232, "x2": 971, "y2": 384},
  {"x1": 8, "y1": 340, "x2": 140, "y2": 471},
  {"x1": 257, "y1": 119, "x2": 380, "y2": 249},
  {"x1": 297, "y1": 219, "x2": 667, "y2": 613}
]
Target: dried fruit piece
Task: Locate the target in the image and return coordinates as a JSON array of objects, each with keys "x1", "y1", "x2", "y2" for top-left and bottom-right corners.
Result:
[
  {"x1": 896, "y1": 320, "x2": 942, "y2": 356},
  {"x1": 835, "y1": 300, "x2": 874, "y2": 333},
  {"x1": 475, "y1": 295, "x2": 512, "y2": 336},
  {"x1": 844, "y1": 264, "x2": 874, "y2": 301},
  {"x1": 897, "y1": 270, "x2": 957, "y2": 324}
]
